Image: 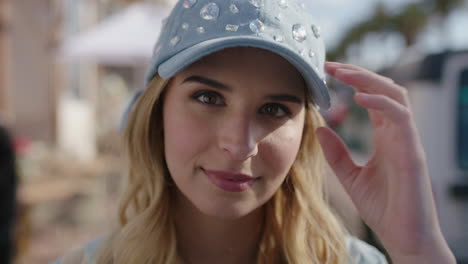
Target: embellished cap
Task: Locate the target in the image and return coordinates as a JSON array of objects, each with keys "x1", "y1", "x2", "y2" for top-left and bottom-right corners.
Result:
[{"x1": 145, "y1": 0, "x2": 330, "y2": 109}]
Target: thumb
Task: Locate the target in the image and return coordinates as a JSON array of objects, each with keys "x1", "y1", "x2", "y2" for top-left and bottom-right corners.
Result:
[{"x1": 315, "y1": 127, "x2": 360, "y2": 189}]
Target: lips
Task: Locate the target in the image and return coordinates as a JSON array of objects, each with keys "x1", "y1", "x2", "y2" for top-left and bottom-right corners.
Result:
[{"x1": 202, "y1": 169, "x2": 257, "y2": 192}]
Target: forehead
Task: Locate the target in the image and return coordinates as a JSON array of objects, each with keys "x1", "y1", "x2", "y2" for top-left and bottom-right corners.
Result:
[{"x1": 173, "y1": 47, "x2": 306, "y2": 94}]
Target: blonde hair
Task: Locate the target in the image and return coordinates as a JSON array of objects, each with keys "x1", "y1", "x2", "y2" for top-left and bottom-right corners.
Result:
[{"x1": 96, "y1": 75, "x2": 349, "y2": 263}]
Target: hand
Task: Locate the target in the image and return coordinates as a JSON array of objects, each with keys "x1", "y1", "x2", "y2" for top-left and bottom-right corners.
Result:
[{"x1": 316, "y1": 62, "x2": 455, "y2": 263}]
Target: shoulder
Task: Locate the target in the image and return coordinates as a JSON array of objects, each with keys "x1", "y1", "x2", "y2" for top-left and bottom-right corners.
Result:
[
  {"x1": 345, "y1": 236, "x2": 388, "y2": 264},
  {"x1": 51, "y1": 237, "x2": 105, "y2": 264}
]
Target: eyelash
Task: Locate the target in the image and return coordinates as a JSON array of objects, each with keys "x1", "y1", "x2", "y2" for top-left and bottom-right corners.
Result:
[
  {"x1": 259, "y1": 103, "x2": 291, "y2": 119},
  {"x1": 191, "y1": 90, "x2": 225, "y2": 106},
  {"x1": 191, "y1": 90, "x2": 292, "y2": 119}
]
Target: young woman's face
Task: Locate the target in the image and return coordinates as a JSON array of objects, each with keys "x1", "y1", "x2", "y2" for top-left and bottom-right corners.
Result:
[{"x1": 163, "y1": 47, "x2": 307, "y2": 219}]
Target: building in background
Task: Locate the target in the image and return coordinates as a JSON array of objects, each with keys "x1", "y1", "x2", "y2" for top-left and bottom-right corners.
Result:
[
  {"x1": 0, "y1": 0, "x2": 63, "y2": 143},
  {"x1": 382, "y1": 50, "x2": 468, "y2": 263},
  {"x1": 0, "y1": 0, "x2": 171, "y2": 153},
  {"x1": 58, "y1": 0, "x2": 170, "y2": 160}
]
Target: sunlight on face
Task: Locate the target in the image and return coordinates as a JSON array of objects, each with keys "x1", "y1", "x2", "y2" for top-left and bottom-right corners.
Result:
[{"x1": 163, "y1": 47, "x2": 307, "y2": 219}]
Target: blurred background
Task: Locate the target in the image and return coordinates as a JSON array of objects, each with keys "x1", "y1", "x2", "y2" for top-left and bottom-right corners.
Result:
[{"x1": 0, "y1": 0, "x2": 467, "y2": 263}]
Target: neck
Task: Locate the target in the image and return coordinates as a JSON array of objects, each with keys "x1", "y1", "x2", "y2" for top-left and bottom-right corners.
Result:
[{"x1": 174, "y1": 194, "x2": 264, "y2": 264}]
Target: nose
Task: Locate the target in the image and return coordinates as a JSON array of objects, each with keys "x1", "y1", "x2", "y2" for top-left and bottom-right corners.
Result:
[{"x1": 218, "y1": 113, "x2": 259, "y2": 161}]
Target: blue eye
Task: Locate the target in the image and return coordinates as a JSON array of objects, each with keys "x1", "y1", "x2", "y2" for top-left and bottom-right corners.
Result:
[
  {"x1": 260, "y1": 103, "x2": 291, "y2": 118},
  {"x1": 192, "y1": 91, "x2": 224, "y2": 105}
]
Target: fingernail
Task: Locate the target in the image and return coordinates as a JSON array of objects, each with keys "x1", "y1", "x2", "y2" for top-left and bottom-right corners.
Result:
[
  {"x1": 335, "y1": 68, "x2": 356, "y2": 75},
  {"x1": 325, "y1": 61, "x2": 340, "y2": 67}
]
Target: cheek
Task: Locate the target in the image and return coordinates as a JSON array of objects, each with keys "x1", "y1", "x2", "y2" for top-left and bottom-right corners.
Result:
[
  {"x1": 163, "y1": 102, "x2": 209, "y2": 177},
  {"x1": 259, "y1": 122, "x2": 304, "y2": 180}
]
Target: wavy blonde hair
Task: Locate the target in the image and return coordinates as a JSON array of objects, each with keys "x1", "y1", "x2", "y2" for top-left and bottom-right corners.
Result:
[{"x1": 96, "y1": 75, "x2": 349, "y2": 263}]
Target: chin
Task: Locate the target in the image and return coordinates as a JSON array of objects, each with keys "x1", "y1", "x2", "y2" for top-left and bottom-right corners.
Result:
[{"x1": 197, "y1": 200, "x2": 262, "y2": 220}]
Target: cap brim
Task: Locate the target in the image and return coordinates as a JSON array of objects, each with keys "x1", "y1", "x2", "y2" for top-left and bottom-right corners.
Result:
[{"x1": 157, "y1": 36, "x2": 330, "y2": 109}]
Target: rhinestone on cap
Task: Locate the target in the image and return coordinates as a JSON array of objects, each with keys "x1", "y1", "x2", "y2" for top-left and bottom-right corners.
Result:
[
  {"x1": 249, "y1": 19, "x2": 265, "y2": 34},
  {"x1": 196, "y1": 26, "x2": 205, "y2": 34},
  {"x1": 248, "y1": 0, "x2": 263, "y2": 8},
  {"x1": 181, "y1": 23, "x2": 189, "y2": 30},
  {"x1": 275, "y1": 14, "x2": 283, "y2": 22},
  {"x1": 278, "y1": 0, "x2": 288, "y2": 9},
  {"x1": 292, "y1": 24, "x2": 307, "y2": 42},
  {"x1": 275, "y1": 13, "x2": 282, "y2": 21},
  {"x1": 273, "y1": 35, "x2": 284, "y2": 43},
  {"x1": 312, "y1": 25, "x2": 321, "y2": 38},
  {"x1": 170, "y1": 36, "x2": 181, "y2": 46},
  {"x1": 183, "y1": 0, "x2": 196, "y2": 8},
  {"x1": 309, "y1": 50, "x2": 316, "y2": 58},
  {"x1": 225, "y1": 24, "x2": 239, "y2": 32},
  {"x1": 229, "y1": 4, "x2": 239, "y2": 14},
  {"x1": 309, "y1": 50, "x2": 319, "y2": 66},
  {"x1": 200, "y1": 3, "x2": 220, "y2": 21}
]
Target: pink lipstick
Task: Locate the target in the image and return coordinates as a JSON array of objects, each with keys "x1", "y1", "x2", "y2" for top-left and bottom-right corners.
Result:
[{"x1": 203, "y1": 169, "x2": 256, "y2": 192}]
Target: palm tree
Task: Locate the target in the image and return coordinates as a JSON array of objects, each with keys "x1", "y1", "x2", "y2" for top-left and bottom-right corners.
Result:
[
  {"x1": 327, "y1": 3, "x2": 429, "y2": 61},
  {"x1": 393, "y1": 3, "x2": 428, "y2": 46},
  {"x1": 328, "y1": 0, "x2": 466, "y2": 61},
  {"x1": 429, "y1": 0, "x2": 466, "y2": 16},
  {"x1": 426, "y1": 0, "x2": 467, "y2": 48}
]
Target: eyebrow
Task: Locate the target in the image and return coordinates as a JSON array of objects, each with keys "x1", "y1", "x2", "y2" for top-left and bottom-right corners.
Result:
[
  {"x1": 183, "y1": 75, "x2": 303, "y2": 104},
  {"x1": 182, "y1": 75, "x2": 231, "y2": 91},
  {"x1": 266, "y1": 94, "x2": 303, "y2": 104}
]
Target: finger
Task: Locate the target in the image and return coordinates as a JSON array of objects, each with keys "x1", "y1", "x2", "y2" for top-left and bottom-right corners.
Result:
[
  {"x1": 325, "y1": 62, "x2": 409, "y2": 106},
  {"x1": 333, "y1": 69, "x2": 410, "y2": 107},
  {"x1": 316, "y1": 127, "x2": 360, "y2": 188},
  {"x1": 354, "y1": 92, "x2": 411, "y2": 125},
  {"x1": 325, "y1": 62, "x2": 395, "y2": 84},
  {"x1": 368, "y1": 110, "x2": 384, "y2": 127}
]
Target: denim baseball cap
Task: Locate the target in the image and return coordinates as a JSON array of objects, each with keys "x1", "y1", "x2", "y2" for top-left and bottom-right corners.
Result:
[{"x1": 145, "y1": 0, "x2": 330, "y2": 109}]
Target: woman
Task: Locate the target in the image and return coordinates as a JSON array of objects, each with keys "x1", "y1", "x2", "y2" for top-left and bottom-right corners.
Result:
[{"x1": 54, "y1": 0, "x2": 455, "y2": 263}]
